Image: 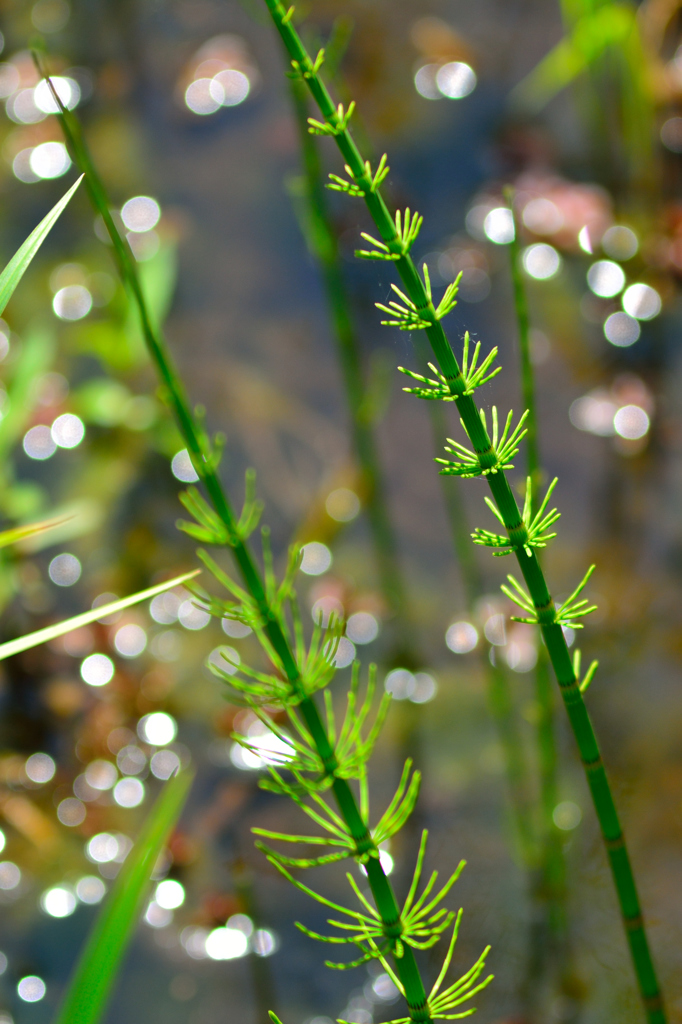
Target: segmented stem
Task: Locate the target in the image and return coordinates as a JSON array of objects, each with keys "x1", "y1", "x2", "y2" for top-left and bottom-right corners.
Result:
[
  {"x1": 39, "y1": 55, "x2": 432, "y2": 1024},
  {"x1": 260, "y1": 8, "x2": 666, "y2": 1020}
]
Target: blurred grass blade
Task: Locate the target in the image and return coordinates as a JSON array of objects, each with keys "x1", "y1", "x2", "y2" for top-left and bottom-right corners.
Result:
[
  {"x1": 510, "y1": 3, "x2": 635, "y2": 111},
  {"x1": 0, "y1": 513, "x2": 74, "y2": 550},
  {"x1": 0, "y1": 569, "x2": 199, "y2": 660},
  {"x1": 0, "y1": 175, "x2": 82, "y2": 316},
  {"x1": 54, "y1": 767, "x2": 194, "y2": 1024}
]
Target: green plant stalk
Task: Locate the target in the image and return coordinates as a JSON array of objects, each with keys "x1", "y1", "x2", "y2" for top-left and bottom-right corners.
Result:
[
  {"x1": 507, "y1": 200, "x2": 566, "y2": 949},
  {"x1": 40, "y1": 63, "x2": 434, "y2": 1024},
  {"x1": 260, "y1": 8, "x2": 665, "y2": 1019},
  {"x1": 288, "y1": 78, "x2": 411, "y2": 633},
  {"x1": 486, "y1": 651, "x2": 536, "y2": 863},
  {"x1": 505, "y1": 199, "x2": 541, "y2": 510},
  {"x1": 533, "y1": 651, "x2": 565, "y2": 935},
  {"x1": 54, "y1": 768, "x2": 193, "y2": 1024},
  {"x1": 417, "y1": 374, "x2": 481, "y2": 599},
  {"x1": 232, "y1": 857, "x2": 279, "y2": 1024}
]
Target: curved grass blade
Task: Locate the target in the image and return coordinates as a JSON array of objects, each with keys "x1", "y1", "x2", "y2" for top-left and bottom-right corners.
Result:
[
  {"x1": 53, "y1": 766, "x2": 193, "y2": 1024},
  {"x1": 0, "y1": 513, "x2": 74, "y2": 550},
  {"x1": 0, "y1": 568, "x2": 199, "y2": 660},
  {"x1": 0, "y1": 175, "x2": 82, "y2": 316}
]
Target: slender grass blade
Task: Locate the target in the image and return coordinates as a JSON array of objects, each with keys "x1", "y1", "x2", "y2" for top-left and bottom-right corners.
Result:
[
  {"x1": 0, "y1": 514, "x2": 74, "y2": 550},
  {"x1": 0, "y1": 569, "x2": 199, "y2": 660},
  {"x1": 0, "y1": 175, "x2": 82, "y2": 316},
  {"x1": 53, "y1": 767, "x2": 194, "y2": 1024}
]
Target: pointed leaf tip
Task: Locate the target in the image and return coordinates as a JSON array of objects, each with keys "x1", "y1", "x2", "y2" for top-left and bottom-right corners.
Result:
[
  {"x1": 0, "y1": 568, "x2": 200, "y2": 661},
  {"x1": 0, "y1": 175, "x2": 82, "y2": 316}
]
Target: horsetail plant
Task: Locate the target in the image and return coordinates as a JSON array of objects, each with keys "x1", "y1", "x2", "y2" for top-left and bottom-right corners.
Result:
[
  {"x1": 259, "y1": 5, "x2": 666, "y2": 1020},
  {"x1": 287, "y1": 58, "x2": 539, "y2": 963},
  {"x1": 37, "y1": 56, "x2": 494, "y2": 1024}
]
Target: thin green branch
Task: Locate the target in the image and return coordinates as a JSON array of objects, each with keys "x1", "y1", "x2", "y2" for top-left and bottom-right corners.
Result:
[
  {"x1": 260, "y1": 8, "x2": 666, "y2": 1020},
  {"x1": 504, "y1": 199, "x2": 569, "y2": 1001},
  {"x1": 505, "y1": 189, "x2": 541, "y2": 512}
]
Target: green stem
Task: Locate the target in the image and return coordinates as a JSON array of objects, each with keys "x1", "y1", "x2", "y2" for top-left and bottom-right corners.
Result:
[
  {"x1": 41, "y1": 58, "x2": 432, "y2": 1024},
  {"x1": 232, "y1": 857, "x2": 281, "y2": 1024},
  {"x1": 505, "y1": 189, "x2": 541, "y2": 510},
  {"x1": 418, "y1": 372, "x2": 481, "y2": 600},
  {"x1": 486, "y1": 652, "x2": 536, "y2": 864},
  {"x1": 507, "y1": 193, "x2": 568, "y2": 993},
  {"x1": 261, "y1": 10, "x2": 666, "y2": 1020},
  {"x1": 288, "y1": 79, "x2": 411, "y2": 635},
  {"x1": 533, "y1": 647, "x2": 564, "y2": 933}
]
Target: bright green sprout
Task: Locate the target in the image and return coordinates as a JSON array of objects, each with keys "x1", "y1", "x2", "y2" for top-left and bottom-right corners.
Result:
[
  {"x1": 178, "y1": 468, "x2": 263, "y2": 547},
  {"x1": 182, "y1": 527, "x2": 352, "y2": 710},
  {"x1": 308, "y1": 100, "x2": 355, "y2": 136},
  {"x1": 376, "y1": 266, "x2": 461, "y2": 330},
  {"x1": 288, "y1": 47, "x2": 325, "y2": 80},
  {"x1": 328, "y1": 153, "x2": 390, "y2": 198},
  {"x1": 376, "y1": 286, "x2": 430, "y2": 330},
  {"x1": 501, "y1": 564, "x2": 597, "y2": 629},
  {"x1": 472, "y1": 476, "x2": 561, "y2": 557},
  {"x1": 573, "y1": 648, "x2": 599, "y2": 693},
  {"x1": 355, "y1": 207, "x2": 424, "y2": 261},
  {"x1": 255, "y1": 755, "x2": 419, "y2": 867},
  {"x1": 233, "y1": 662, "x2": 391, "y2": 787},
  {"x1": 398, "y1": 332, "x2": 500, "y2": 400},
  {"x1": 263, "y1": 829, "x2": 470, "y2": 969},
  {"x1": 436, "y1": 407, "x2": 529, "y2": 478},
  {"x1": 199, "y1": 548, "x2": 341, "y2": 707}
]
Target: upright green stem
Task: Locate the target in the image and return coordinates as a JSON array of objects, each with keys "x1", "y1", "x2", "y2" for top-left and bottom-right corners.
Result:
[
  {"x1": 505, "y1": 190, "x2": 541, "y2": 509},
  {"x1": 42, "y1": 64, "x2": 433, "y2": 1024},
  {"x1": 232, "y1": 857, "x2": 281, "y2": 1024},
  {"x1": 416, "y1": 368, "x2": 481, "y2": 599},
  {"x1": 288, "y1": 79, "x2": 412, "y2": 638},
  {"x1": 507, "y1": 194, "x2": 568, "y2": 994},
  {"x1": 259, "y1": 11, "x2": 666, "y2": 1020}
]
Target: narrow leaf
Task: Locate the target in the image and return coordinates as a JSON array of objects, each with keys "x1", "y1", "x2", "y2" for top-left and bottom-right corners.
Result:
[
  {"x1": 0, "y1": 513, "x2": 74, "y2": 550},
  {"x1": 54, "y1": 767, "x2": 193, "y2": 1024},
  {"x1": 0, "y1": 569, "x2": 199, "y2": 660},
  {"x1": 0, "y1": 176, "x2": 82, "y2": 316}
]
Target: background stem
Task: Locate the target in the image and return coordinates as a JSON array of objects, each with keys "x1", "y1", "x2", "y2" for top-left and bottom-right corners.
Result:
[
  {"x1": 287, "y1": 78, "x2": 414, "y2": 652},
  {"x1": 507, "y1": 194, "x2": 569, "y2": 1010}
]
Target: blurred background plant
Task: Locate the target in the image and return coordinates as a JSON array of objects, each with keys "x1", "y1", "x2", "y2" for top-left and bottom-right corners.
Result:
[{"x1": 0, "y1": 1, "x2": 679, "y2": 1023}]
